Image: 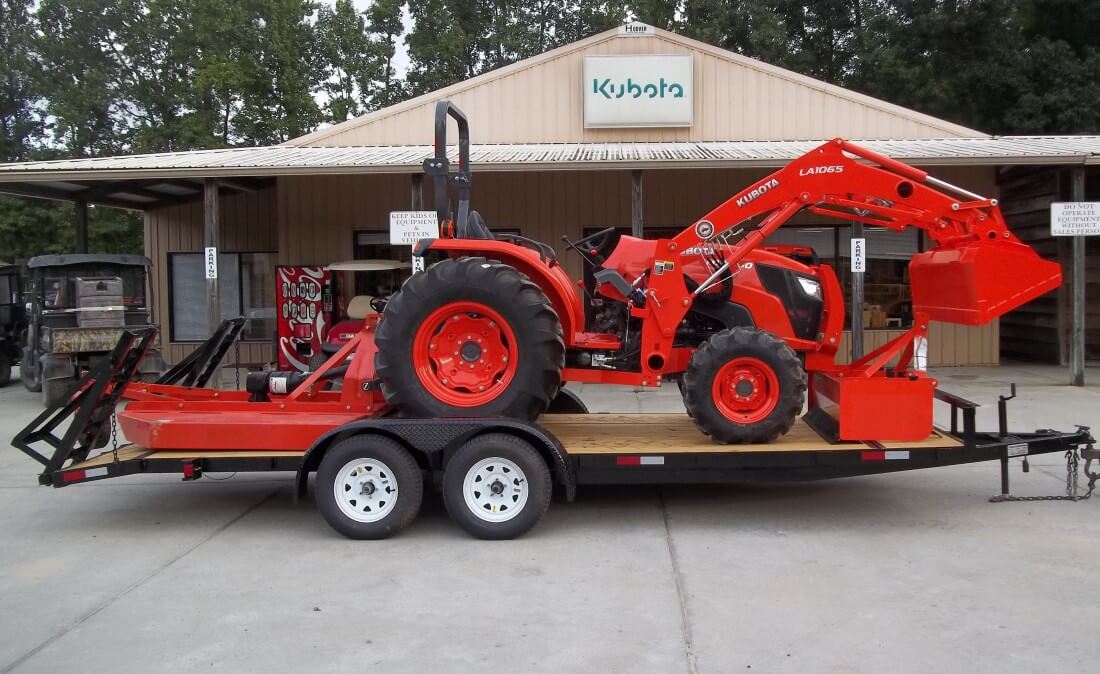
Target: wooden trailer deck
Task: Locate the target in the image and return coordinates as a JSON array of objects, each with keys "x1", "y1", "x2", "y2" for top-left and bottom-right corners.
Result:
[
  {"x1": 539, "y1": 414, "x2": 961, "y2": 454},
  {"x1": 66, "y1": 414, "x2": 962, "y2": 472}
]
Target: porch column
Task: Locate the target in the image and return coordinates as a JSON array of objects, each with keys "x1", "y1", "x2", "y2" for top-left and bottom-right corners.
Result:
[
  {"x1": 411, "y1": 173, "x2": 424, "y2": 209},
  {"x1": 631, "y1": 170, "x2": 644, "y2": 237},
  {"x1": 203, "y1": 178, "x2": 220, "y2": 336},
  {"x1": 74, "y1": 199, "x2": 88, "y2": 253},
  {"x1": 850, "y1": 221, "x2": 864, "y2": 359},
  {"x1": 1070, "y1": 167, "x2": 1086, "y2": 386}
]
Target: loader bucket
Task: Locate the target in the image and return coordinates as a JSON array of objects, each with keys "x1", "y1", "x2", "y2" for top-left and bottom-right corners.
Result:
[{"x1": 909, "y1": 240, "x2": 1062, "y2": 326}]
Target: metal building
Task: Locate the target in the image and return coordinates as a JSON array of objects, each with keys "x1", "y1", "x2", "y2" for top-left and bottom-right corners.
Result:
[{"x1": 0, "y1": 24, "x2": 1095, "y2": 371}]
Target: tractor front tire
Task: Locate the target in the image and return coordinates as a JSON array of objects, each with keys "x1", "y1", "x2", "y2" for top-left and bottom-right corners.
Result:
[
  {"x1": 375, "y1": 257, "x2": 564, "y2": 421},
  {"x1": 682, "y1": 328, "x2": 806, "y2": 444}
]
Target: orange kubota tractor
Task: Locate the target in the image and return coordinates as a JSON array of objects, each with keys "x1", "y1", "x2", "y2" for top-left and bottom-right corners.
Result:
[{"x1": 373, "y1": 101, "x2": 1061, "y2": 444}]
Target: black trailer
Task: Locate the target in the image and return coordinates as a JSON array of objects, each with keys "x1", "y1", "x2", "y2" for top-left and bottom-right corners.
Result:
[{"x1": 11, "y1": 328, "x2": 1098, "y2": 540}]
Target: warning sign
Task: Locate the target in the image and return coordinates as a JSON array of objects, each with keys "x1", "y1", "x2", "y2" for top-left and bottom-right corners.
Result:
[
  {"x1": 1051, "y1": 202, "x2": 1100, "y2": 236},
  {"x1": 389, "y1": 210, "x2": 440, "y2": 245}
]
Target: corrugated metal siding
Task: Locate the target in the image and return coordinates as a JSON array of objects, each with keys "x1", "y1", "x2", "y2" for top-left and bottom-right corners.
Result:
[
  {"x1": 145, "y1": 187, "x2": 277, "y2": 365},
  {"x1": 291, "y1": 31, "x2": 982, "y2": 147},
  {"x1": 144, "y1": 165, "x2": 998, "y2": 365}
]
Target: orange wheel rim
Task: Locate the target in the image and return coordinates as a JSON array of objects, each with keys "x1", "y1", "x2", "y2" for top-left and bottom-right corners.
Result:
[
  {"x1": 411, "y1": 301, "x2": 519, "y2": 408},
  {"x1": 711, "y1": 357, "x2": 780, "y2": 424}
]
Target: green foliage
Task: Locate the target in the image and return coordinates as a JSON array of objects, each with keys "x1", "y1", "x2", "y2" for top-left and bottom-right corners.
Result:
[
  {"x1": 0, "y1": 0, "x2": 40, "y2": 162},
  {"x1": 5, "y1": 0, "x2": 1100, "y2": 262}
]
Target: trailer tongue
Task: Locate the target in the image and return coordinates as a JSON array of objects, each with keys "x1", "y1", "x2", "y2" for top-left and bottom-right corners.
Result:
[{"x1": 9, "y1": 325, "x2": 1097, "y2": 540}]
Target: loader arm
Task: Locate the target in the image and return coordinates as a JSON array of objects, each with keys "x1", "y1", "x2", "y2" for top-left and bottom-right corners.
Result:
[{"x1": 670, "y1": 138, "x2": 1061, "y2": 326}]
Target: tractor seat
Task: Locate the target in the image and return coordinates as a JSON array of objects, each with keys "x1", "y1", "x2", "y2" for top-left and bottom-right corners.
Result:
[
  {"x1": 459, "y1": 210, "x2": 494, "y2": 240},
  {"x1": 346, "y1": 295, "x2": 374, "y2": 320}
]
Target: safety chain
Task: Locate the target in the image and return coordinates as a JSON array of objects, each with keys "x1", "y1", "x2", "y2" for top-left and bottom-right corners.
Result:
[
  {"x1": 111, "y1": 409, "x2": 120, "y2": 463},
  {"x1": 234, "y1": 340, "x2": 242, "y2": 391},
  {"x1": 990, "y1": 446, "x2": 1097, "y2": 503}
]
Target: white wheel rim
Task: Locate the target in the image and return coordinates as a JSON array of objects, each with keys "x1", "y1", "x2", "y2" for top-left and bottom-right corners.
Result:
[
  {"x1": 333, "y1": 458, "x2": 399, "y2": 523},
  {"x1": 462, "y1": 457, "x2": 529, "y2": 523}
]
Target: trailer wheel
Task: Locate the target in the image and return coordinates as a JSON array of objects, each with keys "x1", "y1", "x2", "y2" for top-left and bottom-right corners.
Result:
[
  {"x1": 0, "y1": 352, "x2": 10, "y2": 387},
  {"x1": 376, "y1": 256, "x2": 564, "y2": 420},
  {"x1": 315, "y1": 435, "x2": 423, "y2": 540},
  {"x1": 682, "y1": 328, "x2": 806, "y2": 444},
  {"x1": 443, "y1": 433, "x2": 552, "y2": 540}
]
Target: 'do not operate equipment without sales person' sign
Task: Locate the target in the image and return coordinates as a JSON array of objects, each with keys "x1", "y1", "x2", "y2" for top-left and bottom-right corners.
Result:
[{"x1": 1051, "y1": 202, "x2": 1100, "y2": 236}]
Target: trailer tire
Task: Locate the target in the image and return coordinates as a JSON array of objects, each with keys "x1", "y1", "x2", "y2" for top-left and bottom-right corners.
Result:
[
  {"x1": 682, "y1": 327, "x2": 806, "y2": 444},
  {"x1": 0, "y1": 353, "x2": 10, "y2": 387},
  {"x1": 315, "y1": 435, "x2": 423, "y2": 540},
  {"x1": 376, "y1": 256, "x2": 564, "y2": 421},
  {"x1": 443, "y1": 433, "x2": 552, "y2": 540}
]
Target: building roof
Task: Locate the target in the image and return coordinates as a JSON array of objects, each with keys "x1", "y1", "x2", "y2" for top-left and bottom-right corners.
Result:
[
  {"x1": 1, "y1": 136, "x2": 1099, "y2": 185},
  {"x1": 287, "y1": 25, "x2": 986, "y2": 147},
  {"x1": 27, "y1": 254, "x2": 152, "y2": 268}
]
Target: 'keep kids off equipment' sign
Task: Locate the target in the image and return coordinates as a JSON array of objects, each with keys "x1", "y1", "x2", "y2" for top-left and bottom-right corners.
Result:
[
  {"x1": 389, "y1": 211, "x2": 440, "y2": 245},
  {"x1": 390, "y1": 210, "x2": 440, "y2": 273}
]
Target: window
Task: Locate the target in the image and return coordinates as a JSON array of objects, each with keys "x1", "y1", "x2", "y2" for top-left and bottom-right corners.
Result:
[
  {"x1": 170, "y1": 252, "x2": 276, "y2": 341},
  {"x1": 0, "y1": 274, "x2": 14, "y2": 305}
]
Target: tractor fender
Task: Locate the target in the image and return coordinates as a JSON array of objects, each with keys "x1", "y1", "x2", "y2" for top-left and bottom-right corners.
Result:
[
  {"x1": 295, "y1": 417, "x2": 577, "y2": 503},
  {"x1": 418, "y1": 238, "x2": 585, "y2": 346}
]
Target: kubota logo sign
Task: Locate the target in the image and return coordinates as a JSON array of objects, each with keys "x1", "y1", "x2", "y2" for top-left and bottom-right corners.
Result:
[
  {"x1": 583, "y1": 54, "x2": 693, "y2": 128},
  {"x1": 592, "y1": 77, "x2": 686, "y2": 100}
]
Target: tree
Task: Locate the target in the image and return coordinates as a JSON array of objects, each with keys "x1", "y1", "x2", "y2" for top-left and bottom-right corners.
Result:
[
  {"x1": 405, "y1": 0, "x2": 484, "y2": 94},
  {"x1": 0, "y1": 0, "x2": 40, "y2": 162},
  {"x1": 317, "y1": 0, "x2": 370, "y2": 121},
  {"x1": 235, "y1": 0, "x2": 324, "y2": 143},
  {"x1": 365, "y1": 0, "x2": 406, "y2": 108},
  {"x1": 35, "y1": 0, "x2": 130, "y2": 156}
]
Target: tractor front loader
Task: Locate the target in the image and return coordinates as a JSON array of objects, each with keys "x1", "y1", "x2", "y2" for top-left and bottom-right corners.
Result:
[{"x1": 374, "y1": 101, "x2": 1061, "y2": 444}]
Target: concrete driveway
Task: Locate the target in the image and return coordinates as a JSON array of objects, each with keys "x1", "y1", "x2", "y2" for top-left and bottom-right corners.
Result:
[{"x1": 1, "y1": 365, "x2": 1098, "y2": 673}]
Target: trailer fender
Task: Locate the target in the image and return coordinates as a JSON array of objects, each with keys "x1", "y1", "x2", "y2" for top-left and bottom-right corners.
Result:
[{"x1": 295, "y1": 419, "x2": 576, "y2": 503}]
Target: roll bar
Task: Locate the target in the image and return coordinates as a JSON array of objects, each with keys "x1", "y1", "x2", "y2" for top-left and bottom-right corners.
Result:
[{"x1": 424, "y1": 100, "x2": 471, "y2": 237}]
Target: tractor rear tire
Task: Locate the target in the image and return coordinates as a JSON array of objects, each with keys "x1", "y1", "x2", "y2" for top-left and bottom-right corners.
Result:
[
  {"x1": 375, "y1": 257, "x2": 564, "y2": 421},
  {"x1": 682, "y1": 328, "x2": 806, "y2": 444}
]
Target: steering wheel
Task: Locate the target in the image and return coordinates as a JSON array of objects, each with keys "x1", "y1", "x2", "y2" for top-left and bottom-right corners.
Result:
[{"x1": 573, "y1": 227, "x2": 618, "y2": 248}]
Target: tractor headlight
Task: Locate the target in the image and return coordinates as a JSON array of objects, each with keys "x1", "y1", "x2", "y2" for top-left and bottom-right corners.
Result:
[{"x1": 797, "y1": 277, "x2": 821, "y2": 299}]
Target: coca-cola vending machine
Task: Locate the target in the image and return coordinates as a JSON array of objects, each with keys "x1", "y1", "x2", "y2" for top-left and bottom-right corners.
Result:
[{"x1": 276, "y1": 266, "x2": 331, "y2": 371}]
